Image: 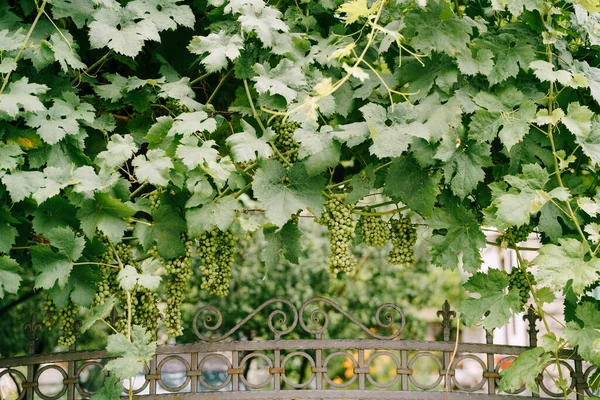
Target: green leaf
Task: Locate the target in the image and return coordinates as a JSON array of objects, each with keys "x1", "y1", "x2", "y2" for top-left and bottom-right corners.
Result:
[
  {"x1": 294, "y1": 124, "x2": 341, "y2": 176},
  {"x1": 132, "y1": 149, "x2": 173, "y2": 186},
  {"x1": 363, "y1": 103, "x2": 412, "y2": 158},
  {"x1": 253, "y1": 160, "x2": 326, "y2": 227},
  {"x1": 461, "y1": 269, "x2": 521, "y2": 329},
  {"x1": 576, "y1": 119, "x2": 600, "y2": 166},
  {"x1": 429, "y1": 201, "x2": 486, "y2": 272},
  {"x1": 562, "y1": 103, "x2": 594, "y2": 137},
  {"x1": 0, "y1": 223, "x2": 17, "y2": 253},
  {"x1": 33, "y1": 195, "x2": 79, "y2": 236},
  {"x1": 189, "y1": 31, "x2": 243, "y2": 73},
  {"x1": 347, "y1": 166, "x2": 376, "y2": 204},
  {"x1": 95, "y1": 134, "x2": 138, "y2": 170},
  {"x1": 482, "y1": 32, "x2": 536, "y2": 85},
  {"x1": 118, "y1": 258, "x2": 161, "y2": 292},
  {"x1": 105, "y1": 325, "x2": 156, "y2": 380},
  {"x1": 331, "y1": 122, "x2": 370, "y2": 147},
  {"x1": 50, "y1": 32, "x2": 86, "y2": 72},
  {"x1": 0, "y1": 77, "x2": 48, "y2": 118},
  {"x1": 51, "y1": 0, "x2": 95, "y2": 29},
  {"x1": 0, "y1": 143, "x2": 22, "y2": 171},
  {"x1": 187, "y1": 196, "x2": 240, "y2": 236},
  {"x1": 1, "y1": 171, "x2": 45, "y2": 202},
  {"x1": 47, "y1": 227, "x2": 85, "y2": 261},
  {"x1": 67, "y1": 267, "x2": 100, "y2": 308},
  {"x1": 0, "y1": 255, "x2": 21, "y2": 298},
  {"x1": 565, "y1": 302, "x2": 600, "y2": 365},
  {"x1": 128, "y1": 0, "x2": 195, "y2": 31},
  {"x1": 498, "y1": 347, "x2": 550, "y2": 393},
  {"x1": 436, "y1": 139, "x2": 491, "y2": 198},
  {"x1": 384, "y1": 157, "x2": 441, "y2": 217},
  {"x1": 405, "y1": 0, "x2": 472, "y2": 57},
  {"x1": 90, "y1": 375, "x2": 122, "y2": 400},
  {"x1": 78, "y1": 193, "x2": 136, "y2": 243},
  {"x1": 486, "y1": 164, "x2": 550, "y2": 229},
  {"x1": 31, "y1": 245, "x2": 73, "y2": 289},
  {"x1": 168, "y1": 111, "x2": 216, "y2": 136},
  {"x1": 238, "y1": 4, "x2": 289, "y2": 48},
  {"x1": 176, "y1": 137, "x2": 219, "y2": 170},
  {"x1": 89, "y1": 5, "x2": 160, "y2": 58},
  {"x1": 492, "y1": 0, "x2": 544, "y2": 16},
  {"x1": 533, "y1": 239, "x2": 600, "y2": 295},
  {"x1": 226, "y1": 120, "x2": 272, "y2": 163},
  {"x1": 468, "y1": 111, "x2": 503, "y2": 143},
  {"x1": 262, "y1": 220, "x2": 302, "y2": 269},
  {"x1": 81, "y1": 296, "x2": 117, "y2": 334},
  {"x1": 139, "y1": 204, "x2": 186, "y2": 259},
  {"x1": 26, "y1": 97, "x2": 95, "y2": 145},
  {"x1": 252, "y1": 60, "x2": 306, "y2": 103},
  {"x1": 530, "y1": 60, "x2": 573, "y2": 85}
]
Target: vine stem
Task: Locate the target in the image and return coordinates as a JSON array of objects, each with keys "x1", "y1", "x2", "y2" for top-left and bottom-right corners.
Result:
[
  {"x1": 206, "y1": 69, "x2": 232, "y2": 105},
  {"x1": 190, "y1": 72, "x2": 211, "y2": 86},
  {"x1": 0, "y1": 0, "x2": 47, "y2": 95},
  {"x1": 485, "y1": 240, "x2": 540, "y2": 252},
  {"x1": 130, "y1": 182, "x2": 148, "y2": 200},
  {"x1": 71, "y1": 50, "x2": 113, "y2": 85}
]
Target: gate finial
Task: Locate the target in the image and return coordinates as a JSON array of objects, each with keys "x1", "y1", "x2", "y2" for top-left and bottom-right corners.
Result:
[
  {"x1": 437, "y1": 300, "x2": 456, "y2": 341},
  {"x1": 24, "y1": 313, "x2": 41, "y2": 354}
]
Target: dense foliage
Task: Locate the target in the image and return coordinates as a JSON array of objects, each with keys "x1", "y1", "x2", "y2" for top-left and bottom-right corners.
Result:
[{"x1": 0, "y1": 0, "x2": 599, "y2": 396}]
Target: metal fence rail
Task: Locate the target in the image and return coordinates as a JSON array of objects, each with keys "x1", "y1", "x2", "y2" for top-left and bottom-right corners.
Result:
[{"x1": 0, "y1": 298, "x2": 595, "y2": 399}]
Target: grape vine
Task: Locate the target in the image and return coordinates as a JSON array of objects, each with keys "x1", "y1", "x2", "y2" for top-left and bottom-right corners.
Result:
[{"x1": 0, "y1": 0, "x2": 599, "y2": 394}]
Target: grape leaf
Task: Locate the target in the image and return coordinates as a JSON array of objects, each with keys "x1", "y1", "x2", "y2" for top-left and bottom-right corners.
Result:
[
  {"x1": 31, "y1": 245, "x2": 73, "y2": 289},
  {"x1": 405, "y1": 0, "x2": 472, "y2": 57},
  {"x1": 347, "y1": 166, "x2": 376, "y2": 204},
  {"x1": 78, "y1": 193, "x2": 136, "y2": 243},
  {"x1": 530, "y1": 60, "x2": 573, "y2": 85},
  {"x1": 168, "y1": 111, "x2": 217, "y2": 136},
  {"x1": 238, "y1": 4, "x2": 289, "y2": 48},
  {"x1": 384, "y1": 156, "x2": 441, "y2": 217},
  {"x1": 252, "y1": 160, "x2": 326, "y2": 227},
  {"x1": 140, "y1": 204, "x2": 186, "y2": 259},
  {"x1": 262, "y1": 220, "x2": 302, "y2": 269},
  {"x1": 158, "y1": 78, "x2": 203, "y2": 111},
  {"x1": 1, "y1": 171, "x2": 45, "y2": 202},
  {"x1": 0, "y1": 255, "x2": 21, "y2": 298},
  {"x1": 226, "y1": 120, "x2": 273, "y2": 163},
  {"x1": 363, "y1": 104, "x2": 413, "y2": 158},
  {"x1": 331, "y1": 122, "x2": 370, "y2": 147},
  {"x1": 49, "y1": 32, "x2": 86, "y2": 72},
  {"x1": 95, "y1": 134, "x2": 138, "y2": 170},
  {"x1": 0, "y1": 143, "x2": 22, "y2": 171},
  {"x1": 533, "y1": 239, "x2": 600, "y2": 294},
  {"x1": 89, "y1": 5, "x2": 160, "y2": 58},
  {"x1": 90, "y1": 376, "x2": 122, "y2": 400},
  {"x1": 461, "y1": 269, "x2": 522, "y2": 330},
  {"x1": 498, "y1": 347, "x2": 550, "y2": 393},
  {"x1": 0, "y1": 77, "x2": 48, "y2": 118},
  {"x1": 118, "y1": 258, "x2": 162, "y2": 292},
  {"x1": 176, "y1": 137, "x2": 219, "y2": 170},
  {"x1": 26, "y1": 97, "x2": 95, "y2": 145},
  {"x1": 128, "y1": 0, "x2": 195, "y2": 31},
  {"x1": 485, "y1": 164, "x2": 550, "y2": 228},
  {"x1": 186, "y1": 196, "x2": 240, "y2": 236},
  {"x1": 0, "y1": 223, "x2": 17, "y2": 253},
  {"x1": 189, "y1": 31, "x2": 244, "y2": 73},
  {"x1": 50, "y1": 0, "x2": 95, "y2": 28},
  {"x1": 576, "y1": 119, "x2": 600, "y2": 166},
  {"x1": 47, "y1": 227, "x2": 86, "y2": 261},
  {"x1": 562, "y1": 102, "x2": 594, "y2": 137},
  {"x1": 81, "y1": 297, "x2": 117, "y2": 334},
  {"x1": 337, "y1": 0, "x2": 369, "y2": 25},
  {"x1": 429, "y1": 201, "x2": 486, "y2": 272},
  {"x1": 436, "y1": 138, "x2": 491, "y2": 198},
  {"x1": 492, "y1": 0, "x2": 545, "y2": 17},
  {"x1": 132, "y1": 149, "x2": 173, "y2": 186},
  {"x1": 33, "y1": 195, "x2": 80, "y2": 236},
  {"x1": 252, "y1": 60, "x2": 306, "y2": 103},
  {"x1": 294, "y1": 124, "x2": 341, "y2": 176},
  {"x1": 105, "y1": 325, "x2": 157, "y2": 380},
  {"x1": 481, "y1": 32, "x2": 536, "y2": 85},
  {"x1": 564, "y1": 302, "x2": 600, "y2": 365}
]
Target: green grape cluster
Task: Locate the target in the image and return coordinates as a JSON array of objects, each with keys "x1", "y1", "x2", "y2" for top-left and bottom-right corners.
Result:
[
  {"x1": 358, "y1": 209, "x2": 390, "y2": 247},
  {"x1": 93, "y1": 235, "x2": 119, "y2": 307},
  {"x1": 164, "y1": 239, "x2": 194, "y2": 337},
  {"x1": 508, "y1": 266, "x2": 536, "y2": 311},
  {"x1": 131, "y1": 289, "x2": 160, "y2": 339},
  {"x1": 166, "y1": 98, "x2": 189, "y2": 115},
  {"x1": 318, "y1": 193, "x2": 357, "y2": 274},
  {"x1": 499, "y1": 222, "x2": 536, "y2": 245},
  {"x1": 387, "y1": 217, "x2": 416, "y2": 267},
  {"x1": 148, "y1": 188, "x2": 163, "y2": 210},
  {"x1": 58, "y1": 302, "x2": 77, "y2": 347},
  {"x1": 272, "y1": 117, "x2": 300, "y2": 164},
  {"x1": 42, "y1": 296, "x2": 58, "y2": 329},
  {"x1": 197, "y1": 228, "x2": 238, "y2": 297}
]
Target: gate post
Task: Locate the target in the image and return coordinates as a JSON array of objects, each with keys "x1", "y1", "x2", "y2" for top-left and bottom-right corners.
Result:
[
  {"x1": 437, "y1": 301, "x2": 456, "y2": 393},
  {"x1": 23, "y1": 313, "x2": 41, "y2": 400},
  {"x1": 485, "y1": 329, "x2": 497, "y2": 395}
]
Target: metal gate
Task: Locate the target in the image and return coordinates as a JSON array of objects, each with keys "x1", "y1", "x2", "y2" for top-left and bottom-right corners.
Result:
[{"x1": 0, "y1": 298, "x2": 595, "y2": 399}]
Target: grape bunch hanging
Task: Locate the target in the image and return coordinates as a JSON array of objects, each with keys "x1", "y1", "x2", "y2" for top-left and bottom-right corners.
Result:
[
  {"x1": 272, "y1": 117, "x2": 300, "y2": 164},
  {"x1": 508, "y1": 266, "x2": 536, "y2": 312},
  {"x1": 57, "y1": 302, "x2": 77, "y2": 347},
  {"x1": 318, "y1": 193, "x2": 358, "y2": 274},
  {"x1": 387, "y1": 216, "x2": 416, "y2": 267},
  {"x1": 163, "y1": 236, "x2": 195, "y2": 337},
  {"x1": 358, "y1": 209, "x2": 390, "y2": 247},
  {"x1": 498, "y1": 221, "x2": 536, "y2": 246},
  {"x1": 197, "y1": 228, "x2": 238, "y2": 297}
]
